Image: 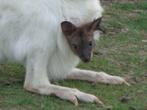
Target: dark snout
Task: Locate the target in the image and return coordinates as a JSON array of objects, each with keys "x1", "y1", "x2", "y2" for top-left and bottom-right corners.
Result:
[
  {"x1": 81, "y1": 49, "x2": 92, "y2": 63},
  {"x1": 82, "y1": 57, "x2": 91, "y2": 63}
]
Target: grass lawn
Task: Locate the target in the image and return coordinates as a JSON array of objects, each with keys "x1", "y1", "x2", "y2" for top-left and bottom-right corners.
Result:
[{"x1": 0, "y1": 1, "x2": 147, "y2": 110}]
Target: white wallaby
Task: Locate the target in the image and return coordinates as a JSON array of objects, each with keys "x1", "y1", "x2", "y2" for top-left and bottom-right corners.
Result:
[{"x1": 0, "y1": 0, "x2": 129, "y2": 106}]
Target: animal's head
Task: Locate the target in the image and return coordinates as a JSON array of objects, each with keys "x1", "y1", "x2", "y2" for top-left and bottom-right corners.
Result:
[{"x1": 61, "y1": 17, "x2": 104, "y2": 63}]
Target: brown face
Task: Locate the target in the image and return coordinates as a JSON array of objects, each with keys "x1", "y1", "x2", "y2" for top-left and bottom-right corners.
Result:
[{"x1": 61, "y1": 17, "x2": 103, "y2": 63}]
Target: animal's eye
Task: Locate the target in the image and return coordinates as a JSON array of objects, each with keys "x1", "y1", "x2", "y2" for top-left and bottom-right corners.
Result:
[
  {"x1": 89, "y1": 41, "x2": 93, "y2": 47},
  {"x1": 72, "y1": 44, "x2": 78, "y2": 49}
]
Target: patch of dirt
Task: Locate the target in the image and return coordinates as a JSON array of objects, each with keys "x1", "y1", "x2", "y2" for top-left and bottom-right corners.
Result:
[
  {"x1": 129, "y1": 106, "x2": 138, "y2": 110},
  {"x1": 120, "y1": 95, "x2": 132, "y2": 103},
  {"x1": 101, "y1": 0, "x2": 140, "y2": 3},
  {"x1": 0, "y1": 106, "x2": 33, "y2": 110},
  {"x1": 0, "y1": 78, "x2": 23, "y2": 86}
]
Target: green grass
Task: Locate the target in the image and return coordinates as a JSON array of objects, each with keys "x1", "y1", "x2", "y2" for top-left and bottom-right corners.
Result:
[
  {"x1": 113, "y1": 1, "x2": 147, "y2": 10},
  {"x1": 0, "y1": 1, "x2": 147, "y2": 110}
]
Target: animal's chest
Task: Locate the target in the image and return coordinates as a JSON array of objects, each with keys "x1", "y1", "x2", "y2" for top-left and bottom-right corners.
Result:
[{"x1": 47, "y1": 50, "x2": 80, "y2": 81}]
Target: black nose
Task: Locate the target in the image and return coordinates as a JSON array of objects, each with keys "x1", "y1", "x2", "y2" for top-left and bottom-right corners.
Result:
[
  {"x1": 82, "y1": 57, "x2": 90, "y2": 63},
  {"x1": 81, "y1": 49, "x2": 91, "y2": 63}
]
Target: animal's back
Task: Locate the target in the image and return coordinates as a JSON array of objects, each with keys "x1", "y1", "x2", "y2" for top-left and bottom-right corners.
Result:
[{"x1": 0, "y1": 0, "x2": 61, "y2": 62}]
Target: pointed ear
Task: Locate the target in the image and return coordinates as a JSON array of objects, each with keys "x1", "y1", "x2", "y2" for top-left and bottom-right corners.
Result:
[
  {"x1": 89, "y1": 17, "x2": 105, "y2": 33},
  {"x1": 92, "y1": 17, "x2": 102, "y2": 29},
  {"x1": 61, "y1": 21, "x2": 77, "y2": 36}
]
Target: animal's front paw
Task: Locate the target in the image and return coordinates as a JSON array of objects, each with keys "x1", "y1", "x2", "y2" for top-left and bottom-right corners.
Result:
[
  {"x1": 106, "y1": 75, "x2": 130, "y2": 86},
  {"x1": 24, "y1": 84, "x2": 104, "y2": 106},
  {"x1": 95, "y1": 72, "x2": 130, "y2": 86},
  {"x1": 54, "y1": 88, "x2": 104, "y2": 106}
]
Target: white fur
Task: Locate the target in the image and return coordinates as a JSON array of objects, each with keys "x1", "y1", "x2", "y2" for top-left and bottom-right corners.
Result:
[{"x1": 0, "y1": 0, "x2": 103, "y2": 80}]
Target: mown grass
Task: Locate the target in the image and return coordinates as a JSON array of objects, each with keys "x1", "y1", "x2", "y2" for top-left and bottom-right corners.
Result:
[{"x1": 0, "y1": 1, "x2": 147, "y2": 110}]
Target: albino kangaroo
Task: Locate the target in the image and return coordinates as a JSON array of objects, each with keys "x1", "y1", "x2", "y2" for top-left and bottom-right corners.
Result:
[{"x1": 0, "y1": 0, "x2": 129, "y2": 106}]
